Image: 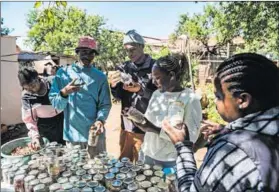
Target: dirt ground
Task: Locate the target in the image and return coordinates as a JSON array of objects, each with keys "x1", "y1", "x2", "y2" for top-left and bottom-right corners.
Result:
[{"x1": 105, "y1": 104, "x2": 207, "y2": 167}]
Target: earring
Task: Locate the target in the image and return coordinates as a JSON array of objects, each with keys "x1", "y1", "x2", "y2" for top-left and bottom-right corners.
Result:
[{"x1": 239, "y1": 105, "x2": 243, "y2": 109}]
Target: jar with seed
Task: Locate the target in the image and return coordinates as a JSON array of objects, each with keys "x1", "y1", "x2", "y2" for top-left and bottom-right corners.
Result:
[
  {"x1": 157, "y1": 182, "x2": 169, "y2": 192},
  {"x1": 139, "y1": 181, "x2": 152, "y2": 190},
  {"x1": 116, "y1": 173, "x2": 126, "y2": 181},
  {"x1": 94, "y1": 186, "x2": 106, "y2": 192},
  {"x1": 57, "y1": 177, "x2": 68, "y2": 184},
  {"x1": 120, "y1": 167, "x2": 129, "y2": 174},
  {"x1": 87, "y1": 181, "x2": 99, "y2": 188},
  {"x1": 81, "y1": 187, "x2": 93, "y2": 192},
  {"x1": 150, "y1": 176, "x2": 162, "y2": 185},
  {"x1": 62, "y1": 182, "x2": 74, "y2": 190},
  {"x1": 82, "y1": 174, "x2": 92, "y2": 182},
  {"x1": 14, "y1": 174, "x2": 25, "y2": 192},
  {"x1": 109, "y1": 167, "x2": 119, "y2": 174},
  {"x1": 75, "y1": 181, "x2": 86, "y2": 188},
  {"x1": 127, "y1": 182, "x2": 139, "y2": 191},
  {"x1": 111, "y1": 180, "x2": 122, "y2": 192},
  {"x1": 143, "y1": 170, "x2": 153, "y2": 180},
  {"x1": 165, "y1": 174, "x2": 178, "y2": 192},
  {"x1": 127, "y1": 171, "x2": 137, "y2": 179},
  {"x1": 49, "y1": 183, "x2": 61, "y2": 192},
  {"x1": 47, "y1": 156, "x2": 60, "y2": 178},
  {"x1": 33, "y1": 183, "x2": 46, "y2": 192},
  {"x1": 104, "y1": 172, "x2": 115, "y2": 189},
  {"x1": 154, "y1": 171, "x2": 164, "y2": 178},
  {"x1": 37, "y1": 173, "x2": 48, "y2": 182},
  {"x1": 123, "y1": 177, "x2": 134, "y2": 188},
  {"x1": 69, "y1": 176, "x2": 80, "y2": 184}
]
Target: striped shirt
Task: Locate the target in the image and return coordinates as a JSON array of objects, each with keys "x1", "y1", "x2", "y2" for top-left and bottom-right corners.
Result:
[{"x1": 175, "y1": 141, "x2": 262, "y2": 192}]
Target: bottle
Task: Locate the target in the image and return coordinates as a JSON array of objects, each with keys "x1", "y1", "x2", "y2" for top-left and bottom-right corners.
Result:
[{"x1": 88, "y1": 125, "x2": 99, "y2": 147}]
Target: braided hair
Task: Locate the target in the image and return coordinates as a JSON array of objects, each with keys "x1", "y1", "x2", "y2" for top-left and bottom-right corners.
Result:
[
  {"x1": 18, "y1": 67, "x2": 39, "y2": 86},
  {"x1": 215, "y1": 53, "x2": 279, "y2": 110},
  {"x1": 154, "y1": 54, "x2": 188, "y2": 82}
]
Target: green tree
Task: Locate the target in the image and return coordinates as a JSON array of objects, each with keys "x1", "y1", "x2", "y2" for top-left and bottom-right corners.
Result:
[
  {"x1": 26, "y1": 6, "x2": 126, "y2": 71},
  {"x1": 1, "y1": 17, "x2": 13, "y2": 36}
]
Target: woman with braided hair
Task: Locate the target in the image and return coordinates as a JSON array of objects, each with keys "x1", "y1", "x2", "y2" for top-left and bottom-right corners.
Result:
[
  {"x1": 163, "y1": 53, "x2": 279, "y2": 191},
  {"x1": 124, "y1": 54, "x2": 202, "y2": 169}
]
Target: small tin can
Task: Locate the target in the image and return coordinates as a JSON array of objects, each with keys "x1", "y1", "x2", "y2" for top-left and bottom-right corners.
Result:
[
  {"x1": 111, "y1": 180, "x2": 122, "y2": 191},
  {"x1": 127, "y1": 182, "x2": 139, "y2": 191},
  {"x1": 33, "y1": 183, "x2": 46, "y2": 192},
  {"x1": 49, "y1": 183, "x2": 61, "y2": 192},
  {"x1": 87, "y1": 181, "x2": 99, "y2": 188},
  {"x1": 57, "y1": 177, "x2": 68, "y2": 184},
  {"x1": 69, "y1": 176, "x2": 80, "y2": 184},
  {"x1": 104, "y1": 172, "x2": 115, "y2": 189},
  {"x1": 75, "y1": 181, "x2": 86, "y2": 188},
  {"x1": 139, "y1": 181, "x2": 152, "y2": 189},
  {"x1": 109, "y1": 167, "x2": 119, "y2": 174},
  {"x1": 120, "y1": 167, "x2": 130, "y2": 174},
  {"x1": 81, "y1": 187, "x2": 93, "y2": 192},
  {"x1": 94, "y1": 186, "x2": 106, "y2": 192},
  {"x1": 81, "y1": 174, "x2": 92, "y2": 182},
  {"x1": 116, "y1": 173, "x2": 126, "y2": 181},
  {"x1": 127, "y1": 171, "x2": 137, "y2": 179}
]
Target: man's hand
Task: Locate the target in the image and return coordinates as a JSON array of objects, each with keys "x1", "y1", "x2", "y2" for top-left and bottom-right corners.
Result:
[
  {"x1": 162, "y1": 119, "x2": 189, "y2": 144},
  {"x1": 30, "y1": 137, "x2": 41, "y2": 150},
  {"x1": 92, "y1": 120, "x2": 104, "y2": 135},
  {"x1": 123, "y1": 83, "x2": 141, "y2": 93},
  {"x1": 108, "y1": 71, "x2": 121, "y2": 88},
  {"x1": 60, "y1": 78, "x2": 81, "y2": 97}
]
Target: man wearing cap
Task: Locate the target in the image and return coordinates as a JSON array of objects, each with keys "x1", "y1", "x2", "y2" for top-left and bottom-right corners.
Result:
[
  {"x1": 109, "y1": 30, "x2": 157, "y2": 162},
  {"x1": 49, "y1": 36, "x2": 112, "y2": 158}
]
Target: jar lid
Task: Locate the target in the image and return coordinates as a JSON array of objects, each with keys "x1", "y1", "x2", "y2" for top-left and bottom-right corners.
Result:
[
  {"x1": 115, "y1": 162, "x2": 124, "y2": 168},
  {"x1": 62, "y1": 171, "x2": 72, "y2": 177},
  {"x1": 38, "y1": 173, "x2": 48, "y2": 179},
  {"x1": 109, "y1": 167, "x2": 119, "y2": 174},
  {"x1": 93, "y1": 174, "x2": 103, "y2": 181},
  {"x1": 143, "y1": 170, "x2": 153, "y2": 177},
  {"x1": 140, "y1": 181, "x2": 152, "y2": 189},
  {"x1": 127, "y1": 171, "x2": 137, "y2": 178},
  {"x1": 75, "y1": 181, "x2": 86, "y2": 188},
  {"x1": 135, "y1": 174, "x2": 146, "y2": 182},
  {"x1": 127, "y1": 182, "x2": 138, "y2": 190},
  {"x1": 150, "y1": 176, "x2": 162, "y2": 184},
  {"x1": 131, "y1": 165, "x2": 141, "y2": 172},
  {"x1": 82, "y1": 164, "x2": 91, "y2": 170},
  {"x1": 70, "y1": 187, "x2": 81, "y2": 192},
  {"x1": 99, "y1": 167, "x2": 108, "y2": 174},
  {"x1": 41, "y1": 177, "x2": 52, "y2": 184},
  {"x1": 49, "y1": 183, "x2": 61, "y2": 191},
  {"x1": 69, "y1": 176, "x2": 80, "y2": 183},
  {"x1": 62, "y1": 182, "x2": 74, "y2": 190},
  {"x1": 157, "y1": 181, "x2": 168, "y2": 189},
  {"x1": 15, "y1": 169, "x2": 26, "y2": 176},
  {"x1": 125, "y1": 162, "x2": 133, "y2": 168},
  {"x1": 121, "y1": 157, "x2": 130, "y2": 163},
  {"x1": 76, "y1": 169, "x2": 86, "y2": 176},
  {"x1": 29, "y1": 179, "x2": 40, "y2": 186},
  {"x1": 87, "y1": 168, "x2": 97, "y2": 175},
  {"x1": 116, "y1": 173, "x2": 126, "y2": 180},
  {"x1": 142, "y1": 164, "x2": 151, "y2": 170},
  {"x1": 154, "y1": 170, "x2": 164, "y2": 178},
  {"x1": 153, "y1": 165, "x2": 163, "y2": 171},
  {"x1": 29, "y1": 169, "x2": 39, "y2": 175},
  {"x1": 81, "y1": 174, "x2": 92, "y2": 181},
  {"x1": 24, "y1": 175, "x2": 36, "y2": 182},
  {"x1": 147, "y1": 187, "x2": 160, "y2": 192},
  {"x1": 135, "y1": 160, "x2": 144, "y2": 166},
  {"x1": 94, "y1": 186, "x2": 106, "y2": 192},
  {"x1": 123, "y1": 177, "x2": 134, "y2": 185}
]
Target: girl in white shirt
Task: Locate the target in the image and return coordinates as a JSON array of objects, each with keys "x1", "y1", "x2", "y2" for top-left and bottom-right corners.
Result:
[{"x1": 125, "y1": 54, "x2": 202, "y2": 168}]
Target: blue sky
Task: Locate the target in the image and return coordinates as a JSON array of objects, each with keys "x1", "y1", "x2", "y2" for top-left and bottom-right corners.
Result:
[{"x1": 1, "y1": 1, "x2": 207, "y2": 50}]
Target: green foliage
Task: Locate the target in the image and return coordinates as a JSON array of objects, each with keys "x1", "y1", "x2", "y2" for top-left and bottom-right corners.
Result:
[
  {"x1": 202, "y1": 83, "x2": 226, "y2": 124},
  {"x1": 1, "y1": 17, "x2": 13, "y2": 36},
  {"x1": 26, "y1": 6, "x2": 126, "y2": 71},
  {"x1": 144, "y1": 45, "x2": 172, "y2": 59}
]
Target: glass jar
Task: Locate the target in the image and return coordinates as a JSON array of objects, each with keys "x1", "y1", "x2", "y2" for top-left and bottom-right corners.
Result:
[
  {"x1": 82, "y1": 164, "x2": 91, "y2": 171},
  {"x1": 135, "y1": 175, "x2": 146, "y2": 183},
  {"x1": 135, "y1": 160, "x2": 144, "y2": 167},
  {"x1": 157, "y1": 182, "x2": 169, "y2": 192},
  {"x1": 99, "y1": 167, "x2": 109, "y2": 175},
  {"x1": 62, "y1": 182, "x2": 74, "y2": 190},
  {"x1": 154, "y1": 171, "x2": 164, "y2": 178},
  {"x1": 120, "y1": 157, "x2": 130, "y2": 163},
  {"x1": 127, "y1": 171, "x2": 137, "y2": 179},
  {"x1": 76, "y1": 169, "x2": 86, "y2": 177},
  {"x1": 115, "y1": 162, "x2": 124, "y2": 169},
  {"x1": 93, "y1": 173, "x2": 104, "y2": 183},
  {"x1": 143, "y1": 170, "x2": 153, "y2": 179},
  {"x1": 123, "y1": 177, "x2": 134, "y2": 188},
  {"x1": 150, "y1": 176, "x2": 162, "y2": 185},
  {"x1": 111, "y1": 180, "x2": 122, "y2": 192},
  {"x1": 33, "y1": 183, "x2": 47, "y2": 192},
  {"x1": 81, "y1": 174, "x2": 92, "y2": 182},
  {"x1": 153, "y1": 165, "x2": 162, "y2": 171},
  {"x1": 165, "y1": 174, "x2": 178, "y2": 192},
  {"x1": 62, "y1": 170, "x2": 72, "y2": 178},
  {"x1": 88, "y1": 168, "x2": 97, "y2": 175},
  {"x1": 40, "y1": 177, "x2": 53, "y2": 187},
  {"x1": 49, "y1": 183, "x2": 61, "y2": 192},
  {"x1": 75, "y1": 181, "x2": 87, "y2": 188},
  {"x1": 125, "y1": 162, "x2": 133, "y2": 168},
  {"x1": 131, "y1": 165, "x2": 141, "y2": 173},
  {"x1": 147, "y1": 187, "x2": 160, "y2": 192},
  {"x1": 37, "y1": 173, "x2": 48, "y2": 181},
  {"x1": 14, "y1": 174, "x2": 25, "y2": 192},
  {"x1": 57, "y1": 177, "x2": 68, "y2": 184},
  {"x1": 88, "y1": 125, "x2": 99, "y2": 147},
  {"x1": 104, "y1": 172, "x2": 115, "y2": 189},
  {"x1": 28, "y1": 169, "x2": 39, "y2": 177},
  {"x1": 47, "y1": 156, "x2": 60, "y2": 178}
]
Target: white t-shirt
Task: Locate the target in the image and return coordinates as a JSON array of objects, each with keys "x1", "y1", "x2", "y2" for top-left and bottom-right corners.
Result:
[{"x1": 142, "y1": 88, "x2": 202, "y2": 162}]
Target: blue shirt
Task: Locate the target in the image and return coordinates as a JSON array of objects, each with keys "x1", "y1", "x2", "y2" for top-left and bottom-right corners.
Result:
[{"x1": 49, "y1": 63, "x2": 112, "y2": 142}]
